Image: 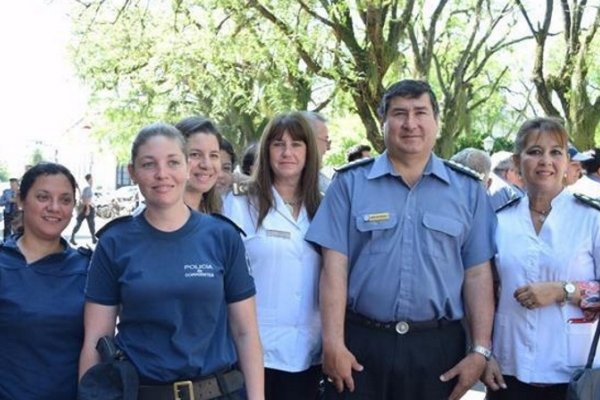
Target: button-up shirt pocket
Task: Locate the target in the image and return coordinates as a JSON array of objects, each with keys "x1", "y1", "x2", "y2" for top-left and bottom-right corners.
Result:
[
  {"x1": 566, "y1": 321, "x2": 596, "y2": 367},
  {"x1": 422, "y1": 213, "x2": 463, "y2": 261},
  {"x1": 355, "y1": 212, "x2": 398, "y2": 254}
]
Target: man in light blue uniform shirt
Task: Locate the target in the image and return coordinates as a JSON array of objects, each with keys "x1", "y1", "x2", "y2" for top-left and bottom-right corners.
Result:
[{"x1": 305, "y1": 79, "x2": 496, "y2": 400}]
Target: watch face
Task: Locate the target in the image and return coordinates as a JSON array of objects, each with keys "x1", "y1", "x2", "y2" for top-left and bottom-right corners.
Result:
[{"x1": 565, "y1": 283, "x2": 576, "y2": 294}]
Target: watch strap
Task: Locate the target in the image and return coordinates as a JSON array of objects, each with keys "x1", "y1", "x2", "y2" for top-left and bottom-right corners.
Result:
[{"x1": 471, "y1": 344, "x2": 492, "y2": 361}]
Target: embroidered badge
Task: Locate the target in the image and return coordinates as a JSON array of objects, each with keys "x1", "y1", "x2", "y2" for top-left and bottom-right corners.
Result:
[
  {"x1": 266, "y1": 229, "x2": 292, "y2": 239},
  {"x1": 364, "y1": 212, "x2": 390, "y2": 222}
]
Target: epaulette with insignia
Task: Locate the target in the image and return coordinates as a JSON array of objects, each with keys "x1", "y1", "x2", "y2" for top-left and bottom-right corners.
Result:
[
  {"x1": 210, "y1": 213, "x2": 247, "y2": 237},
  {"x1": 232, "y1": 181, "x2": 249, "y2": 196},
  {"x1": 77, "y1": 246, "x2": 93, "y2": 258},
  {"x1": 334, "y1": 157, "x2": 375, "y2": 173},
  {"x1": 495, "y1": 196, "x2": 521, "y2": 213},
  {"x1": 443, "y1": 159, "x2": 483, "y2": 181},
  {"x1": 96, "y1": 215, "x2": 133, "y2": 238},
  {"x1": 574, "y1": 193, "x2": 600, "y2": 212}
]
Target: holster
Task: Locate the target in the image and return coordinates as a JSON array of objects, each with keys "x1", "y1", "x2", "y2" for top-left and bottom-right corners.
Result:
[{"x1": 78, "y1": 336, "x2": 139, "y2": 400}]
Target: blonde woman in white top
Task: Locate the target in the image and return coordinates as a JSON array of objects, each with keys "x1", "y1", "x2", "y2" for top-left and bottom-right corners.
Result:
[
  {"x1": 224, "y1": 111, "x2": 322, "y2": 400},
  {"x1": 483, "y1": 117, "x2": 600, "y2": 400}
]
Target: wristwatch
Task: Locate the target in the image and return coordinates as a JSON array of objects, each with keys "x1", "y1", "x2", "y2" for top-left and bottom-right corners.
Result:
[
  {"x1": 471, "y1": 345, "x2": 492, "y2": 361},
  {"x1": 563, "y1": 281, "x2": 577, "y2": 302}
]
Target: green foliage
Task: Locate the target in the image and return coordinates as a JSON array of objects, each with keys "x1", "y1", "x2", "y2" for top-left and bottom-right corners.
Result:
[
  {"x1": 70, "y1": 0, "x2": 327, "y2": 158},
  {"x1": 454, "y1": 133, "x2": 514, "y2": 155},
  {"x1": 0, "y1": 163, "x2": 9, "y2": 182},
  {"x1": 324, "y1": 114, "x2": 376, "y2": 167},
  {"x1": 31, "y1": 148, "x2": 44, "y2": 165},
  {"x1": 68, "y1": 0, "x2": 531, "y2": 159}
]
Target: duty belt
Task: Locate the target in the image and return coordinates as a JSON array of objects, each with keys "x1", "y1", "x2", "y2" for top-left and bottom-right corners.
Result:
[
  {"x1": 138, "y1": 369, "x2": 244, "y2": 400},
  {"x1": 346, "y1": 310, "x2": 459, "y2": 335}
]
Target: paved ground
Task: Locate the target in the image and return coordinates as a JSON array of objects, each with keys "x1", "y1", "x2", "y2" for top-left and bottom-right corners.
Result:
[{"x1": 63, "y1": 213, "x2": 109, "y2": 248}]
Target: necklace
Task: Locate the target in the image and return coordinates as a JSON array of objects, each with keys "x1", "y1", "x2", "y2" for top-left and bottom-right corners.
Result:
[
  {"x1": 283, "y1": 199, "x2": 299, "y2": 214},
  {"x1": 529, "y1": 204, "x2": 552, "y2": 223}
]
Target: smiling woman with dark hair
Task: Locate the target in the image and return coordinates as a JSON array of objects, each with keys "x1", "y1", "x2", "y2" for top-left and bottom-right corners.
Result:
[
  {"x1": 224, "y1": 111, "x2": 323, "y2": 400},
  {"x1": 483, "y1": 117, "x2": 600, "y2": 400},
  {"x1": 0, "y1": 162, "x2": 90, "y2": 400},
  {"x1": 176, "y1": 116, "x2": 224, "y2": 214}
]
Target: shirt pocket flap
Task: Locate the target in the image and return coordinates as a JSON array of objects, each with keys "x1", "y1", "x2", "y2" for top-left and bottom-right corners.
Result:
[
  {"x1": 422, "y1": 213, "x2": 462, "y2": 237},
  {"x1": 356, "y1": 212, "x2": 398, "y2": 232}
]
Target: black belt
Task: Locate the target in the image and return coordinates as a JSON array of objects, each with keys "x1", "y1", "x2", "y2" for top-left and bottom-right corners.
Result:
[
  {"x1": 138, "y1": 369, "x2": 244, "y2": 400},
  {"x1": 346, "y1": 311, "x2": 459, "y2": 335}
]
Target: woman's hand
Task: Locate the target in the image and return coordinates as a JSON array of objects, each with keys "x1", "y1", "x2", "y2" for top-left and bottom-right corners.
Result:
[
  {"x1": 514, "y1": 282, "x2": 563, "y2": 309},
  {"x1": 482, "y1": 357, "x2": 506, "y2": 391}
]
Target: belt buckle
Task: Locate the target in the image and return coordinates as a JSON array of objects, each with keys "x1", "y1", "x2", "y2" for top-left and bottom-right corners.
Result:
[
  {"x1": 173, "y1": 380, "x2": 194, "y2": 400},
  {"x1": 395, "y1": 321, "x2": 409, "y2": 334}
]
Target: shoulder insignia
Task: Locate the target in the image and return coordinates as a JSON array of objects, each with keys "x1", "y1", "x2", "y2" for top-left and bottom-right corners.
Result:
[
  {"x1": 210, "y1": 213, "x2": 247, "y2": 237},
  {"x1": 96, "y1": 215, "x2": 133, "y2": 238},
  {"x1": 232, "y1": 181, "x2": 249, "y2": 196},
  {"x1": 334, "y1": 157, "x2": 375, "y2": 173},
  {"x1": 77, "y1": 246, "x2": 93, "y2": 258},
  {"x1": 443, "y1": 159, "x2": 483, "y2": 181},
  {"x1": 574, "y1": 193, "x2": 600, "y2": 212},
  {"x1": 495, "y1": 195, "x2": 521, "y2": 213}
]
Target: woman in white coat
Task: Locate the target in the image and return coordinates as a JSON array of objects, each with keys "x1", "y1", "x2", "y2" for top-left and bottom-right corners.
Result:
[{"x1": 224, "y1": 111, "x2": 322, "y2": 400}]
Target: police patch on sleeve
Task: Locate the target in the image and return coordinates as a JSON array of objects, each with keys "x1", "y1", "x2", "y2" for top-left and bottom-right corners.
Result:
[
  {"x1": 232, "y1": 181, "x2": 249, "y2": 196},
  {"x1": 495, "y1": 196, "x2": 521, "y2": 213},
  {"x1": 574, "y1": 193, "x2": 600, "y2": 211},
  {"x1": 443, "y1": 159, "x2": 483, "y2": 181},
  {"x1": 334, "y1": 157, "x2": 375, "y2": 173},
  {"x1": 95, "y1": 215, "x2": 133, "y2": 238},
  {"x1": 211, "y1": 213, "x2": 247, "y2": 237}
]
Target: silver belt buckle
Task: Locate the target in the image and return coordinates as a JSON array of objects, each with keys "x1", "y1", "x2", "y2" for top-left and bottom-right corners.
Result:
[{"x1": 395, "y1": 321, "x2": 409, "y2": 334}]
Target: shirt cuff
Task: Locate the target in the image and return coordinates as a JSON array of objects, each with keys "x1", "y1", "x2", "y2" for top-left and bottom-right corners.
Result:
[{"x1": 579, "y1": 281, "x2": 600, "y2": 310}]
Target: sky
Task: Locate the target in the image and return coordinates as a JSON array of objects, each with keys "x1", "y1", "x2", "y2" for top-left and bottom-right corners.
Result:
[{"x1": 0, "y1": 0, "x2": 88, "y2": 176}]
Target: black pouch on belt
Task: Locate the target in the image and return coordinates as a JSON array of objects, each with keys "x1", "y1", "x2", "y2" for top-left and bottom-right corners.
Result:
[{"x1": 78, "y1": 336, "x2": 139, "y2": 400}]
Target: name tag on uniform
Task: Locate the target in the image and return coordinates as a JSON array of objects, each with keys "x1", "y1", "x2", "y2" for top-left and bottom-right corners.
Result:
[
  {"x1": 266, "y1": 229, "x2": 291, "y2": 239},
  {"x1": 364, "y1": 212, "x2": 390, "y2": 222}
]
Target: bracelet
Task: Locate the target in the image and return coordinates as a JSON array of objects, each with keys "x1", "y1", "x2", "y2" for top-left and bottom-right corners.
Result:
[{"x1": 470, "y1": 345, "x2": 492, "y2": 361}]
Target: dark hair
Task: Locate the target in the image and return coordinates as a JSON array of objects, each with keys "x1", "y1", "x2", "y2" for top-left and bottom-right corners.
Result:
[
  {"x1": 250, "y1": 112, "x2": 321, "y2": 228},
  {"x1": 84, "y1": 173, "x2": 92, "y2": 181},
  {"x1": 175, "y1": 116, "x2": 221, "y2": 140},
  {"x1": 130, "y1": 122, "x2": 186, "y2": 163},
  {"x1": 19, "y1": 162, "x2": 77, "y2": 202},
  {"x1": 377, "y1": 79, "x2": 440, "y2": 119},
  {"x1": 220, "y1": 137, "x2": 237, "y2": 168},
  {"x1": 513, "y1": 117, "x2": 568, "y2": 156},
  {"x1": 175, "y1": 116, "x2": 222, "y2": 214},
  {"x1": 346, "y1": 144, "x2": 372, "y2": 163},
  {"x1": 241, "y1": 143, "x2": 258, "y2": 176},
  {"x1": 582, "y1": 148, "x2": 600, "y2": 175},
  {"x1": 15, "y1": 162, "x2": 77, "y2": 235},
  {"x1": 9, "y1": 178, "x2": 18, "y2": 184}
]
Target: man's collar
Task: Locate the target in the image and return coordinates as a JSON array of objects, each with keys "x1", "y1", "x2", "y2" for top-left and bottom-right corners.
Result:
[{"x1": 367, "y1": 151, "x2": 449, "y2": 183}]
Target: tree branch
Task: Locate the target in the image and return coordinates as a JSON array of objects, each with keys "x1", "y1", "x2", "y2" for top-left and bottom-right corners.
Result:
[
  {"x1": 297, "y1": 0, "x2": 335, "y2": 28},
  {"x1": 248, "y1": 0, "x2": 332, "y2": 79}
]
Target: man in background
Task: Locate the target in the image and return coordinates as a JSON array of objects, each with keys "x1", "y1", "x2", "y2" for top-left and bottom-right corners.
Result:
[
  {"x1": 0, "y1": 178, "x2": 19, "y2": 241},
  {"x1": 346, "y1": 144, "x2": 372, "y2": 163},
  {"x1": 570, "y1": 148, "x2": 600, "y2": 198},
  {"x1": 304, "y1": 111, "x2": 332, "y2": 192},
  {"x1": 565, "y1": 144, "x2": 593, "y2": 186},
  {"x1": 70, "y1": 173, "x2": 96, "y2": 245},
  {"x1": 451, "y1": 147, "x2": 491, "y2": 189}
]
